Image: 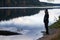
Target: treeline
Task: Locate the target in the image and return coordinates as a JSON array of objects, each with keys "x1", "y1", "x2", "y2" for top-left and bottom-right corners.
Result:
[
  {"x1": 0, "y1": 0, "x2": 41, "y2": 7},
  {"x1": 0, "y1": 0, "x2": 60, "y2": 7}
]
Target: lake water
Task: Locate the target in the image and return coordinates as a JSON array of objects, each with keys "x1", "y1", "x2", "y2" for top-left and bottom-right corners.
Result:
[{"x1": 0, "y1": 9, "x2": 60, "y2": 40}]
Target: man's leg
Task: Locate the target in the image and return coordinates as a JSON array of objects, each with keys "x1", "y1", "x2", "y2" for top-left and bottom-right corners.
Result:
[{"x1": 45, "y1": 23, "x2": 49, "y2": 34}]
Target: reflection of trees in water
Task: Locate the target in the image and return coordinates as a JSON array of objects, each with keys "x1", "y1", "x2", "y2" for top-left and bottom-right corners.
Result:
[{"x1": 0, "y1": 9, "x2": 40, "y2": 21}]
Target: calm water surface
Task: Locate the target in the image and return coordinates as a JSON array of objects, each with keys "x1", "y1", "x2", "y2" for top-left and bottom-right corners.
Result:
[{"x1": 0, "y1": 9, "x2": 60, "y2": 40}]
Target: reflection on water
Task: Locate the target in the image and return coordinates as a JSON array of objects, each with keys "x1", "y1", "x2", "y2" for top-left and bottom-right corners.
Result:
[
  {"x1": 0, "y1": 9, "x2": 40, "y2": 20},
  {"x1": 0, "y1": 9, "x2": 60, "y2": 40}
]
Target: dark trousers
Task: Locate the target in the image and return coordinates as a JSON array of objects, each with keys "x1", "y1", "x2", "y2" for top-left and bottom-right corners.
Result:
[{"x1": 44, "y1": 23, "x2": 49, "y2": 34}]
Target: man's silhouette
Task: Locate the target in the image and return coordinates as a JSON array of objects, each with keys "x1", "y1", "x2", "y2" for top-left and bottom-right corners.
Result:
[{"x1": 44, "y1": 9, "x2": 49, "y2": 34}]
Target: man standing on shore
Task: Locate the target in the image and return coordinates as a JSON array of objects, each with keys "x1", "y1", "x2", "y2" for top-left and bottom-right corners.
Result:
[{"x1": 44, "y1": 9, "x2": 49, "y2": 34}]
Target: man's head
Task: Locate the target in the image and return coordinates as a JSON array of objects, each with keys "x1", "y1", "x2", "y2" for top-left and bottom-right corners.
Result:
[{"x1": 45, "y1": 9, "x2": 48, "y2": 14}]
